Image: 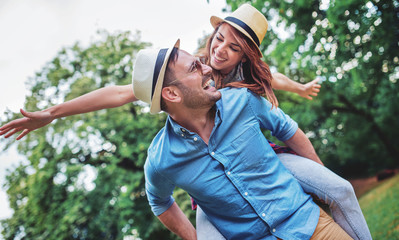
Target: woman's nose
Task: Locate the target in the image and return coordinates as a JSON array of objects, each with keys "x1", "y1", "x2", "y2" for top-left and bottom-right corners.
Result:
[{"x1": 215, "y1": 42, "x2": 228, "y2": 55}]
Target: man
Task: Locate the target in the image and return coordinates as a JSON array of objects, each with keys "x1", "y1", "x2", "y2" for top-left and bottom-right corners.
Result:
[{"x1": 133, "y1": 39, "x2": 352, "y2": 239}]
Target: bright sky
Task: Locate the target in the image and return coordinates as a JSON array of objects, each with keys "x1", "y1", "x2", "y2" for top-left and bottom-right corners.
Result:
[{"x1": 0, "y1": 0, "x2": 227, "y2": 234}]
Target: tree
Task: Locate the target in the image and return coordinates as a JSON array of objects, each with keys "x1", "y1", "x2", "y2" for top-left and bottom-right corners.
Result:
[
  {"x1": 227, "y1": 0, "x2": 399, "y2": 176},
  {"x1": 1, "y1": 30, "x2": 193, "y2": 239}
]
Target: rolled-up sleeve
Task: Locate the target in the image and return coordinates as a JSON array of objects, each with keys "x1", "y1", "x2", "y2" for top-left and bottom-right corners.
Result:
[
  {"x1": 247, "y1": 90, "x2": 298, "y2": 141},
  {"x1": 144, "y1": 158, "x2": 175, "y2": 216}
]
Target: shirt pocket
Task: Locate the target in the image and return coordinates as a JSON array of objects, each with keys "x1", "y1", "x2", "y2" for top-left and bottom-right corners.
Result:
[{"x1": 230, "y1": 125, "x2": 269, "y2": 170}]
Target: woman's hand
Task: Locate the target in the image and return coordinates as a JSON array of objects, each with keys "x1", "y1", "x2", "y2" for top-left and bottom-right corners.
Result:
[
  {"x1": 298, "y1": 78, "x2": 321, "y2": 100},
  {"x1": 0, "y1": 109, "x2": 54, "y2": 140},
  {"x1": 271, "y1": 73, "x2": 321, "y2": 100}
]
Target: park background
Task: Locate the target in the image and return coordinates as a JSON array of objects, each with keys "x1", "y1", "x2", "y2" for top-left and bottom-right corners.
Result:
[{"x1": 0, "y1": 0, "x2": 398, "y2": 239}]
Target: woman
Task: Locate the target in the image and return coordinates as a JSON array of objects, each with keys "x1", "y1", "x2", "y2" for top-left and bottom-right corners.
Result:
[
  {"x1": 194, "y1": 4, "x2": 371, "y2": 240},
  {"x1": 0, "y1": 4, "x2": 370, "y2": 240}
]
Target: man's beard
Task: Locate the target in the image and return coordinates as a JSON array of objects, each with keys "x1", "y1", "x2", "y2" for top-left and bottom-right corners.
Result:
[{"x1": 177, "y1": 83, "x2": 221, "y2": 109}]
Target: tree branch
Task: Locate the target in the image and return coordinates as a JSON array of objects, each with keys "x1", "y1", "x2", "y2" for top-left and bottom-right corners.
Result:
[
  {"x1": 329, "y1": 95, "x2": 399, "y2": 158},
  {"x1": 78, "y1": 150, "x2": 143, "y2": 172}
]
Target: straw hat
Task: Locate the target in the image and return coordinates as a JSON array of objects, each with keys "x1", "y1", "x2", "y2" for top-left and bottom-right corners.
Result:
[
  {"x1": 132, "y1": 39, "x2": 180, "y2": 114},
  {"x1": 210, "y1": 3, "x2": 268, "y2": 55}
]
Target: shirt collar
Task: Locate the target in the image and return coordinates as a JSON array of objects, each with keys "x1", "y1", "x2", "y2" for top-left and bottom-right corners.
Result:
[
  {"x1": 167, "y1": 116, "x2": 194, "y2": 136},
  {"x1": 166, "y1": 105, "x2": 223, "y2": 137}
]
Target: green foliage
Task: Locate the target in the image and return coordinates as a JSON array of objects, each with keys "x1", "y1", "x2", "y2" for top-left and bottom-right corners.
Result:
[
  {"x1": 359, "y1": 174, "x2": 399, "y2": 239},
  {"x1": 0, "y1": 30, "x2": 187, "y2": 239},
  {"x1": 227, "y1": 0, "x2": 399, "y2": 176},
  {"x1": 2, "y1": 0, "x2": 399, "y2": 238}
]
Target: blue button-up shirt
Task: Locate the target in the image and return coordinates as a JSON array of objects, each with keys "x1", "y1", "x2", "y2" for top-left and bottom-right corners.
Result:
[{"x1": 145, "y1": 88, "x2": 319, "y2": 239}]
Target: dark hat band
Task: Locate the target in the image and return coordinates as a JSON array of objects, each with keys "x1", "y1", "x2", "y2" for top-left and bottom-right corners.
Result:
[
  {"x1": 225, "y1": 16, "x2": 260, "y2": 46},
  {"x1": 151, "y1": 48, "x2": 168, "y2": 99}
]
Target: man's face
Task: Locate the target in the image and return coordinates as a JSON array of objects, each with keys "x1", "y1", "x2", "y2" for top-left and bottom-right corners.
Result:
[{"x1": 172, "y1": 50, "x2": 221, "y2": 109}]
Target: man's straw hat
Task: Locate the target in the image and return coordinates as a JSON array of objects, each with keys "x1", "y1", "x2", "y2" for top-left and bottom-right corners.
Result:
[
  {"x1": 132, "y1": 39, "x2": 180, "y2": 114},
  {"x1": 210, "y1": 4, "x2": 268, "y2": 55}
]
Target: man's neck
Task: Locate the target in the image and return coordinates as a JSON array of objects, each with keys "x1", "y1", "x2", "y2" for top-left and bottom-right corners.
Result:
[{"x1": 170, "y1": 106, "x2": 216, "y2": 145}]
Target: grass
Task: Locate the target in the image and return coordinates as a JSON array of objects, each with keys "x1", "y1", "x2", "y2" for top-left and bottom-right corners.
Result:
[{"x1": 359, "y1": 174, "x2": 399, "y2": 239}]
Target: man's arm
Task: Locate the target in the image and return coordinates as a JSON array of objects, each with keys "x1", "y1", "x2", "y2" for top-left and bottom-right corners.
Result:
[
  {"x1": 158, "y1": 202, "x2": 197, "y2": 240},
  {"x1": 144, "y1": 157, "x2": 195, "y2": 239},
  {"x1": 283, "y1": 128, "x2": 323, "y2": 165},
  {"x1": 246, "y1": 88, "x2": 323, "y2": 165},
  {"x1": 272, "y1": 73, "x2": 321, "y2": 100},
  {"x1": 0, "y1": 84, "x2": 136, "y2": 140}
]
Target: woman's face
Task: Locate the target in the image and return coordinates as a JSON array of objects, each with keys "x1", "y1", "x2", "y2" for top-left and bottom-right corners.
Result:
[{"x1": 209, "y1": 23, "x2": 246, "y2": 75}]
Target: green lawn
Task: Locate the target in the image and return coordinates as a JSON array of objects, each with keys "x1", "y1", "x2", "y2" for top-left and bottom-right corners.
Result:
[{"x1": 359, "y1": 174, "x2": 399, "y2": 239}]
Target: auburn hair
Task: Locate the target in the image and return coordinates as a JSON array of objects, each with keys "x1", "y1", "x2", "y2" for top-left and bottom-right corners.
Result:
[{"x1": 198, "y1": 23, "x2": 278, "y2": 108}]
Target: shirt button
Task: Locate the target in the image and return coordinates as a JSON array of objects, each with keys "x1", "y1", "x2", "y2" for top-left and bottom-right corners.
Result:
[
  {"x1": 272, "y1": 228, "x2": 276, "y2": 233},
  {"x1": 181, "y1": 128, "x2": 186, "y2": 132},
  {"x1": 181, "y1": 134, "x2": 184, "y2": 137},
  {"x1": 193, "y1": 137, "x2": 198, "y2": 141},
  {"x1": 211, "y1": 152, "x2": 215, "y2": 156},
  {"x1": 227, "y1": 171, "x2": 231, "y2": 175},
  {"x1": 262, "y1": 213, "x2": 266, "y2": 217},
  {"x1": 244, "y1": 192, "x2": 248, "y2": 196}
]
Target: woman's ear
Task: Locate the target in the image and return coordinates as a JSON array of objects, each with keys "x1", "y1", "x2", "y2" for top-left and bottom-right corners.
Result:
[
  {"x1": 161, "y1": 86, "x2": 181, "y2": 103},
  {"x1": 242, "y1": 57, "x2": 247, "y2": 63}
]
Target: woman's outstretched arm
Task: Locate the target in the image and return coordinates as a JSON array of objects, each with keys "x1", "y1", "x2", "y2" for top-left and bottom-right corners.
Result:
[
  {"x1": 0, "y1": 84, "x2": 136, "y2": 140},
  {"x1": 272, "y1": 73, "x2": 321, "y2": 100}
]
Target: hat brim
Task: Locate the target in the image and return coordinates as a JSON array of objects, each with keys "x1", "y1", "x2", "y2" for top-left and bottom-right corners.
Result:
[
  {"x1": 149, "y1": 39, "x2": 180, "y2": 114},
  {"x1": 210, "y1": 16, "x2": 263, "y2": 56},
  {"x1": 210, "y1": 16, "x2": 224, "y2": 29}
]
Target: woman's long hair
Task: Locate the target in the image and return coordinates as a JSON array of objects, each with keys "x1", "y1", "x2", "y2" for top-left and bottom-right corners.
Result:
[{"x1": 198, "y1": 23, "x2": 278, "y2": 108}]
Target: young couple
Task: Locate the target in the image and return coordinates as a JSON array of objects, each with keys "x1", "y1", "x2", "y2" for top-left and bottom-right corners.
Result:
[{"x1": 0, "y1": 4, "x2": 371, "y2": 240}]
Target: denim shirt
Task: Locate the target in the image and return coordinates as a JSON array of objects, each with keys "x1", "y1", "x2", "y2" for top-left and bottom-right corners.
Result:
[{"x1": 145, "y1": 88, "x2": 319, "y2": 240}]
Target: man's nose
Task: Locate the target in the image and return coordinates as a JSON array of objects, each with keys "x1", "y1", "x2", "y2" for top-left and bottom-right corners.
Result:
[{"x1": 201, "y1": 63, "x2": 212, "y2": 75}]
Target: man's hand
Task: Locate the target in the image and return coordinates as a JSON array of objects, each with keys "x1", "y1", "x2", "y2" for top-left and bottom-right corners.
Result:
[
  {"x1": 298, "y1": 78, "x2": 321, "y2": 100},
  {"x1": 0, "y1": 109, "x2": 54, "y2": 140},
  {"x1": 158, "y1": 202, "x2": 197, "y2": 240}
]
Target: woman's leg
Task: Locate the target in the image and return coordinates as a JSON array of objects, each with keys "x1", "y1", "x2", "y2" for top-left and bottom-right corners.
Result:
[
  {"x1": 277, "y1": 153, "x2": 372, "y2": 240},
  {"x1": 196, "y1": 206, "x2": 226, "y2": 240}
]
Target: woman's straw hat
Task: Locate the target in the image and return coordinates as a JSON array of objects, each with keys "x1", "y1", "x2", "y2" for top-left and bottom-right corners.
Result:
[
  {"x1": 132, "y1": 39, "x2": 180, "y2": 114},
  {"x1": 210, "y1": 4, "x2": 268, "y2": 55}
]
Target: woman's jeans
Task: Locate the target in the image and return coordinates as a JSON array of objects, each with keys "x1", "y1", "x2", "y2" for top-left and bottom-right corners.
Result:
[{"x1": 196, "y1": 153, "x2": 372, "y2": 240}]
